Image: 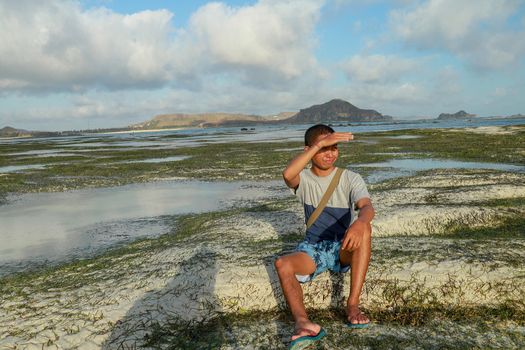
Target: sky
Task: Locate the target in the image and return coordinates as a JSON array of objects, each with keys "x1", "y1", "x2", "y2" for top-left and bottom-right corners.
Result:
[{"x1": 1, "y1": 0, "x2": 524, "y2": 131}]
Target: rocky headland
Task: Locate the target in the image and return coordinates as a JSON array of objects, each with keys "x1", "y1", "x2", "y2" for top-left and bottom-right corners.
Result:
[
  {"x1": 0, "y1": 126, "x2": 32, "y2": 138},
  {"x1": 437, "y1": 110, "x2": 476, "y2": 120},
  {"x1": 287, "y1": 99, "x2": 392, "y2": 123},
  {"x1": 131, "y1": 99, "x2": 392, "y2": 130}
]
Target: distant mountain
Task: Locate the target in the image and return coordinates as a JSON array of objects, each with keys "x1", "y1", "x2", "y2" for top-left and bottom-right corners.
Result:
[
  {"x1": 0, "y1": 126, "x2": 32, "y2": 137},
  {"x1": 437, "y1": 110, "x2": 476, "y2": 120},
  {"x1": 0, "y1": 126, "x2": 90, "y2": 138},
  {"x1": 286, "y1": 99, "x2": 392, "y2": 123},
  {"x1": 131, "y1": 99, "x2": 392, "y2": 130},
  {"x1": 132, "y1": 113, "x2": 272, "y2": 129}
]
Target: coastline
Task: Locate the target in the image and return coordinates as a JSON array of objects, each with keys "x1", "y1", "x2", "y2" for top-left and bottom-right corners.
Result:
[
  {"x1": 0, "y1": 124, "x2": 524, "y2": 349},
  {"x1": 96, "y1": 127, "x2": 191, "y2": 135},
  {"x1": 2, "y1": 167, "x2": 523, "y2": 349}
]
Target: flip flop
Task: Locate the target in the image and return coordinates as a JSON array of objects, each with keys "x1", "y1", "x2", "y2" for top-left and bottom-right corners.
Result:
[
  {"x1": 346, "y1": 321, "x2": 370, "y2": 329},
  {"x1": 346, "y1": 307, "x2": 370, "y2": 329},
  {"x1": 288, "y1": 328, "x2": 327, "y2": 350}
]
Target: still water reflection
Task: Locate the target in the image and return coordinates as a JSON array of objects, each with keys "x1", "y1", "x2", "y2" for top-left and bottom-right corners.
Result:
[
  {"x1": 355, "y1": 158, "x2": 525, "y2": 183},
  {"x1": 0, "y1": 180, "x2": 281, "y2": 276}
]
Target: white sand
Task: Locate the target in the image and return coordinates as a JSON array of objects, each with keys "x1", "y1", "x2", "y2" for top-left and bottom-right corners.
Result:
[
  {"x1": 449, "y1": 125, "x2": 522, "y2": 135},
  {"x1": 1, "y1": 170, "x2": 524, "y2": 349}
]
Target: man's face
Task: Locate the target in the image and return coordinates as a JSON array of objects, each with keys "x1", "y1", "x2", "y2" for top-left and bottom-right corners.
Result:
[{"x1": 308, "y1": 133, "x2": 338, "y2": 170}]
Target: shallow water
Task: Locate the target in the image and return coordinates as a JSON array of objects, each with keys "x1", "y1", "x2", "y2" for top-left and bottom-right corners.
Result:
[
  {"x1": 355, "y1": 158, "x2": 525, "y2": 183},
  {"x1": 119, "y1": 155, "x2": 191, "y2": 164},
  {"x1": 0, "y1": 164, "x2": 46, "y2": 173},
  {"x1": 7, "y1": 149, "x2": 68, "y2": 156},
  {"x1": 384, "y1": 135, "x2": 422, "y2": 139},
  {"x1": 1, "y1": 119, "x2": 524, "y2": 275},
  {"x1": 0, "y1": 180, "x2": 283, "y2": 276},
  {"x1": 2, "y1": 117, "x2": 523, "y2": 148}
]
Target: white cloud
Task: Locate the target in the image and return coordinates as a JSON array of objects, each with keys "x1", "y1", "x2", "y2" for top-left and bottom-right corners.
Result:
[
  {"x1": 180, "y1": 0, "x2": 324, "y2": 82},
  {"x1": 333, "y1": 0, "x2": 381, "y2": 8},
  {"x1": 333, "y1": 0, "x2": 417, "y2": 8},
  {"x1": 347, "y1": 82, "x2": 429, "y2": 107},
  {"x1": 1, "y1": 74, "x2": 335, "y2": 130},
  {"x1": 2, "y1": 90, "x2": 175, "y2": 131},
  {"x1": 335, "y1": 61, "x2": 476, "y2": 117},
  {"x1": 390, "y1": 0, "x2": 525, "y2": 70},
  {"x1": 0, "y1": 1, "x2": 176, "y2": 93},
  {"x1": 0, "y1": 0, "x2": 325, "y2": 95},
  {"x1": 492, "y1": 87, "x2": 508, "y2": 98},
  {"x1": 433, "y1": 66, "x2": 462, "y2": 96},
  {"x1": 341, "y1": 54, "x2": 419, "y2": 83},
  {"x1": 391, "y1": 0, "x2": 516, "y2": 42}
]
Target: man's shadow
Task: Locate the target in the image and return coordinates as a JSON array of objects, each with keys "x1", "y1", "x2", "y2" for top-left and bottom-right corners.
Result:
[
  {"x1": 102, "y1": 245, "x2": 223, "y2": 349},
  {"x1": 102, "y1": 199, "x2": 347, "y2": 349}
]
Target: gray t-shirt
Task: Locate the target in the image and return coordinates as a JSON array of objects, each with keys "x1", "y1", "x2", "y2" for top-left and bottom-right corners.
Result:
[{"x1": 293, "y1": 167, "x2": 370, "y2": 243}]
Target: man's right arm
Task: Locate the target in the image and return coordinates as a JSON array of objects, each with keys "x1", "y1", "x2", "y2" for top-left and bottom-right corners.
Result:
[
  {"x1": 282, "y1": 132, "x2": 354, "y2": 189},
  {"x1": 282, "y1": 144, "x2": 321, "y2": 189}
]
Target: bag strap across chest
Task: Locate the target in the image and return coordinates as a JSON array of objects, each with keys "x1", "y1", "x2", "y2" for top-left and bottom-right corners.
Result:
[{"x1": 306, "y1": 167, "x2": 344, "y2": 229}]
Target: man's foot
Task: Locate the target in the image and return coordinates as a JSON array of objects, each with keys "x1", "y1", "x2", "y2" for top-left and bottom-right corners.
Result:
[
  {"x1": 291, "y1": 319, "x2": 321, "y2": 341},
  {"x1": 289, "y1": 321, "x2": 326, "y2": 350},
  {"x1": 347, "y1": 305, "x2": 370, "y2": 328}
]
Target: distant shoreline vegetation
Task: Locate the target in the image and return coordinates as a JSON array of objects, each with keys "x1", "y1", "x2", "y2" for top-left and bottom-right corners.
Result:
[
  {"x1": 2, "y1": 98, "x2": 524, "y2": 138},
  {"x1": 0, "y1": 126, "x2": 135, "y2": 139}
]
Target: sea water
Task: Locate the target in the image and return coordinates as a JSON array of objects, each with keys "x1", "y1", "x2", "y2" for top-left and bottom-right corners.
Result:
[{"x1": 0, "y1": 180, "x2": 282, "y2": 276}]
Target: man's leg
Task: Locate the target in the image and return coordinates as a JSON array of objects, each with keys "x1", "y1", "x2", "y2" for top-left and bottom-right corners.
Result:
[
  {"x1": 274, "y1": 252, "x2": 318, "y2": 339},
  {"x1": 339, "y1": 223, "x2": 372, "y2": 324}
]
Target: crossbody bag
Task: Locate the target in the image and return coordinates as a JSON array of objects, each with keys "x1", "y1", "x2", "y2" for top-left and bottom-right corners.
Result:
[{"x1": 306, "y1": 167, "x2": 344, "y2": 229}]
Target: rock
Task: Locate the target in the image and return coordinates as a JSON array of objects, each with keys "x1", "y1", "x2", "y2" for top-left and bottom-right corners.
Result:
[
  {"x1": 0, "y1": 126, "x2": 32, "y2": 137},
  {"x1": 287, "y1": 99, "x2": 392, "y2": 123},
  {"x1": 437, "y1": 110, "x2": 476, "y2": 120}
]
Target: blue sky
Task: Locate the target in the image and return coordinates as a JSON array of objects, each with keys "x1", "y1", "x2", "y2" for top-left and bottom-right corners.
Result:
[{"x1": 1, "y1": 0, "x2": 524, "y2": 131}]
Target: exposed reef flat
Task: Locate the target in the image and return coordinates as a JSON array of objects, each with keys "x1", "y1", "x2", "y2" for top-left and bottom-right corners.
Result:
[
  {"x1": 1, "y1": 168, "x2": 524, "y2": 349},
  {"x1": 1, "y1": 125, "x2": 524, "y2": 349}
]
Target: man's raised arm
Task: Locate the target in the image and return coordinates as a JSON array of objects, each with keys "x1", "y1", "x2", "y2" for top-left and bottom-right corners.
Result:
[{"x1": 282, "y1": 132, "x2": 353, "y2": 189}]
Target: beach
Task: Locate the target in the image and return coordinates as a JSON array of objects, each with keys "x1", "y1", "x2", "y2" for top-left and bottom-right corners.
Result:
[{"x1": 1, "y1": 123, "x2": 524, "y2": 349}]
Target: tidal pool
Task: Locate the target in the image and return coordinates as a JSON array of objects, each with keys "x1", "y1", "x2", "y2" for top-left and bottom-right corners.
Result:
[
  {"x1": 384, "y1": 135, "x2": 422, "y2": 139},
  {"x1": 0, "y1": 164, "x2": 46, "y2": 173},
  {"x1": 120, "y1": 155, "x2": 191, "y2": 164},
  {"x1": 0, "y1": 180, "x2": 282, "y2": 276},
  {"x1": 7, "y1": 149, "x2": 67, "y2": 156},
  {"x1": 355, "y1": 158, "x2": 525, "y2": 183}
]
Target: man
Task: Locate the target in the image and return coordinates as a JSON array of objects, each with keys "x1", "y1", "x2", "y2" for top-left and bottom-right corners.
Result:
[{"x1": 274, "y1": 124, "x2": 374, "y2": 348}]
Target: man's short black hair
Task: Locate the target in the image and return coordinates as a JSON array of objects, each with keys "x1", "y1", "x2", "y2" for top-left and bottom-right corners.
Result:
[{"x1": 304, "y1": 124, "x2": 335, "y2": 146}]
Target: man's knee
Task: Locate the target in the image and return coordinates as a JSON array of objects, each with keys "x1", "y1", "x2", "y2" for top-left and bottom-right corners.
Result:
[
  {"x1": 274, "y1": 257, "x2": 291, "y2": 274},
  {"x1": 275, "y1": 252, "x2": 316, "y2": 277},
  {"x1": 275, "y1": 255, "x2": 311, "y2": 276}
]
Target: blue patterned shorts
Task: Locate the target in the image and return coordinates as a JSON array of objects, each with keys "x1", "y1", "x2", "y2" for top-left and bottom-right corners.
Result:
[{"x1": 294, "y1": 240, "x2": 351, "y2": 283}]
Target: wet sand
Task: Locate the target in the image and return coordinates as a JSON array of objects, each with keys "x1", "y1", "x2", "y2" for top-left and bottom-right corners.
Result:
[
  {"x1": 1, "y1": 168, "x2": 524, "y2": 349},
  {"x1": 1, "y1": 124, "x2": 524, "y2": 349},
  {"x1": 0, "y1": 180, "x2": 283, "y2": 276}
]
